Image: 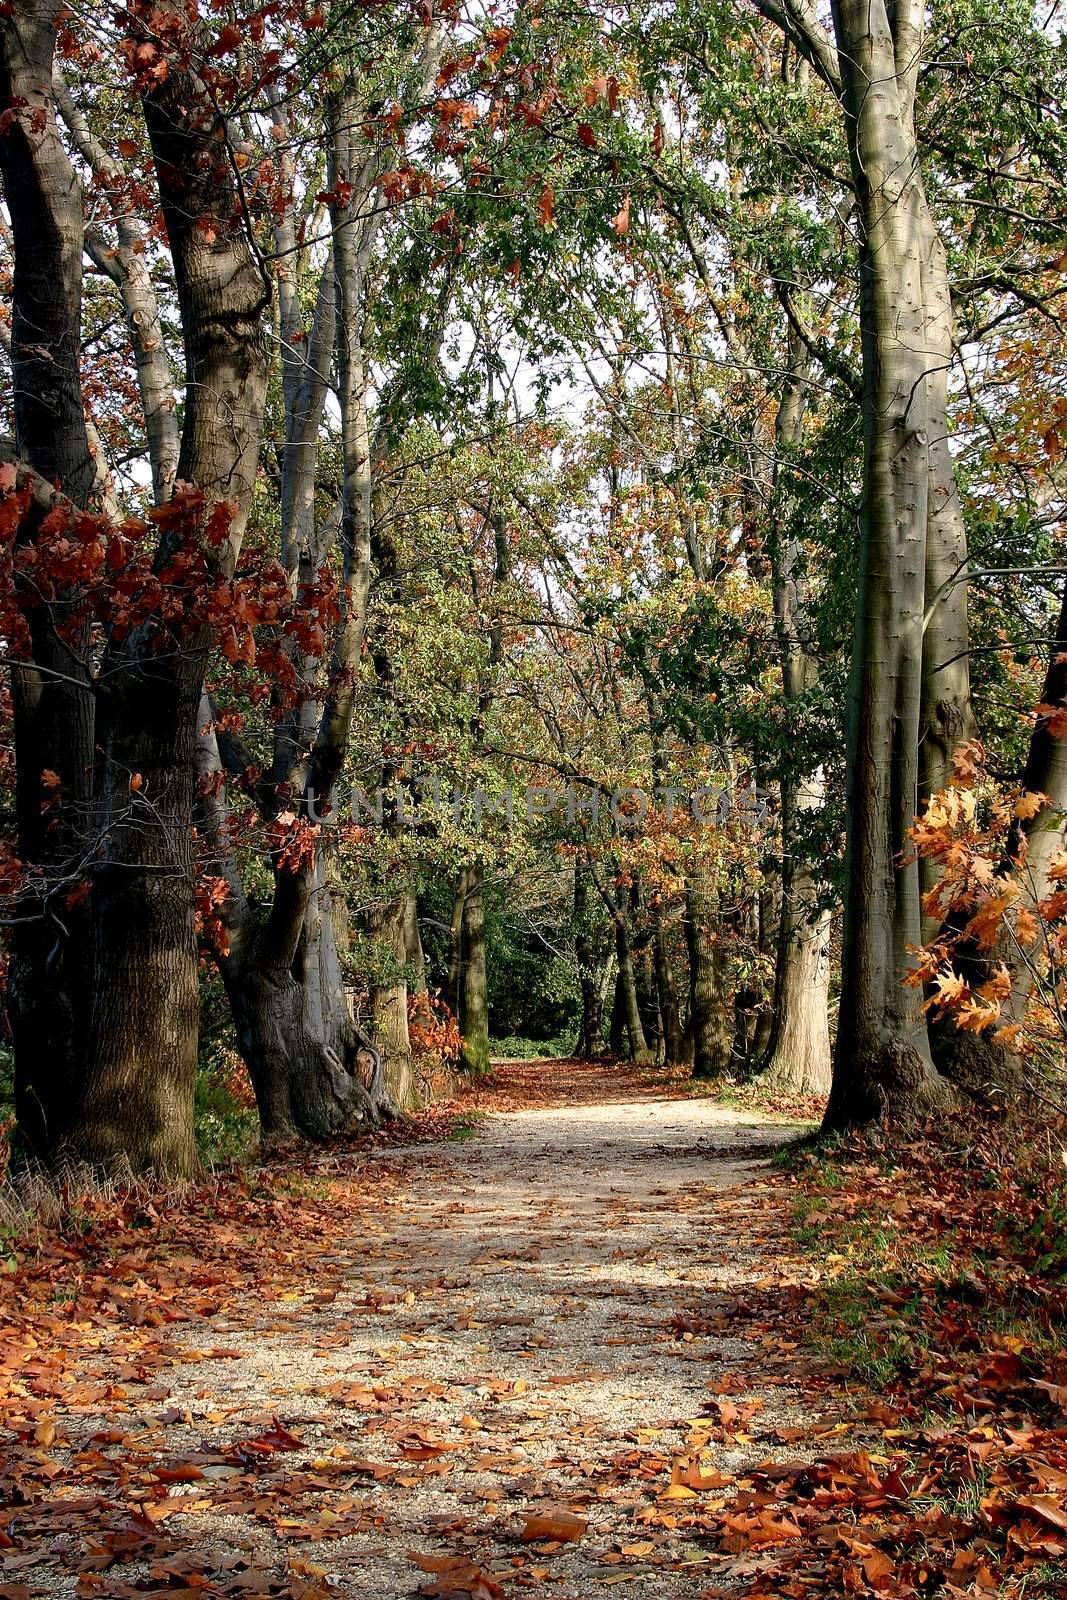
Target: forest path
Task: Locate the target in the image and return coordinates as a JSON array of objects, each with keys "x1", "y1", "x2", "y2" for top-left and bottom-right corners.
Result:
[
  {"x1": 185, "y1": 1089, "x2": 812, "y2": 1598},
  {"x1": 15, "y1": 1080, "x2": 829, "y2": 1600}
]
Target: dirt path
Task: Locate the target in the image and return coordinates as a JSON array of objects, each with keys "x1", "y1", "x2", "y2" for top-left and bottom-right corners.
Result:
[{"x1": 13, "y1": 1091, "x2": 825, "y2": 1599}]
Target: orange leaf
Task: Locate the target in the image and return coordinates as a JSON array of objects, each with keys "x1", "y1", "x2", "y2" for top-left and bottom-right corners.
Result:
[
  {"x1": 520, "y1": 1509, "x2": 587, "y2": 1543},
  {"x1": 537, "y1": 184, "x2": 555, "y2": 230},
  {"x1": 1015, "y1": 789, "x2": 1049, "y2": 821}
]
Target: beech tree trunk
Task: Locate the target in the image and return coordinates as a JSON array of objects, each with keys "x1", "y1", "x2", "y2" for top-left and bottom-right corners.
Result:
[
  {"x1": 447, "y1": 867, "x2": 469, "y2": 1015},
  {"x1": 405, "y1": 892, "x2": 428, "y2": 996},
  {"x1": 369, "y1": 895, "x2": 417, "y2": 1108},
  {"x1": 917, "y1": 216, "x2": 977, "y2": 932},
  {"x1": 758, "y1": 341, "x2": 833, "y2": 1095},
  {"x1": 608, "y1": 969, "x2": 627, "y2": 1056},
  {"x1": 763, "y1": 774, "x2": 833, "y2": 1095},
  {"x1": 824, "y1": 0, "x2": 953, "y2": 1129}
]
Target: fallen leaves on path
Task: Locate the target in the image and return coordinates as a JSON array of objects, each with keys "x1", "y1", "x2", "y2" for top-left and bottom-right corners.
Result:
[{"x1": 0, "y1": 1072, "x2": 1062, "y2": 1599}]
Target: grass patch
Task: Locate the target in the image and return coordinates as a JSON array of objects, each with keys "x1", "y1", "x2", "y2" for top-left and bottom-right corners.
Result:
[
  {"x1": 447, "y1": 1111, "x2": 489, "y2": 1142},
  {"x1": 681, "y1": 1072, "x2": 824, "y2": 1124}
]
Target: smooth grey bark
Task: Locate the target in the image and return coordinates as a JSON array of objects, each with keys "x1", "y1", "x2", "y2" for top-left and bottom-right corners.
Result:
[
  {"x1": 762, "y1": 771, "x2": 833, "y2": 1095},
  {"x1": 587, "y1": 856, "x2": 651, "y2": 1063},
  {"x1": 459, "y1": 862, "x2": 491, "y2": 1075},
  {"x1": 368, "y1": 894, "x2": 417, "y2": 1108},
  {"x1": 212, "y1": 89, "x2": 379, "y2": 1144},
  {"x1": 761, "y1": 345, "x2": 832, "y2": 1095},
  {"x1": 753, "y1": 0, "x2": 965, "y2": 1125},
  {"x1": 405, "y1": 892, "x2": 428, "y2": 997},
  {"x1": 447, "y1": 867, "x2": 469, "y2": 1015},
  {"x1": 454, "y1": 496, "x2": 511, "y2": 1075},
  {"x1": 917, "y1": 217, "x2": 977, "y2": 931},
  {"x1": 53, "y1": 69, "x2": 179, "y2": 504},
  {"x1": 823, "y1": 0, "x2": 955, "y2": 1128}
]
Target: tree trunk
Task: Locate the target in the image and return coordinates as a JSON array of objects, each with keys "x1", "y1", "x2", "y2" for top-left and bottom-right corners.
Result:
[
  {"x1": 369, "y1": 895, "x2": 417, "y2": 1109},
  {"x1": 918, "y1": 214, "x2": 976, "y2": 932},
  {"x1": 824, "y1": 0, "x2": 952, "y2": 1129},
  {"x1": 609, "y1": 969, "x2": 627, "y2": 1056},
  {"x1": 1, "y1": 7, "x2": 270, "y2": 1177},
  {"x1": 197, "y1": 717, "x2": 385, "y2": 1143},
  {"x1": 66, "y1": 57, "x2": 271, "y2": 1177},
  {"x1": 573, "y1": 863, "x2": 606, "y2": 1058},
  {"x1": 763, "y1": 773, "x2": 833, "y2": 1096},
  {"x1": 615, "y1": 917, "x2": 652, "y2": 1064},
  {"x1": 459, "y1": 862, "x2": 491, "y2": 1074},
  {"x1": 756, "y1": 334, "x2": 834, "y2": 1097},
  {"x1": 686, "y1": 879, "x2": 732, "y2": 1080},
  {"x1": 68, "y1": 668, "x2": 202, "y2": 1176},
  {"x1": 405, "y1": 892, "x2": 428, "y2": 996},
  {"x1": 0, "y1": 2, "x2": 98, "y2": 1165},
  {"x1": 447, "y1": 867, "x2": 469, "y2": 1015},
  {"x1": 654, "y1": 914, "x2": 685, "y2": 1067}
]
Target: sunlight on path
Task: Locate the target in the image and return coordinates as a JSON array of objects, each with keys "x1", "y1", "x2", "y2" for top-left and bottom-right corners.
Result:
[{"x1": 17, "y1": 1094, "x2": 828, "y2": 1600}]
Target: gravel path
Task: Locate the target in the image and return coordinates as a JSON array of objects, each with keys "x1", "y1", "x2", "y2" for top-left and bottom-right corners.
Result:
[{"x1": 22, "y1": 1094, "x2": 820, "y2": 1599}]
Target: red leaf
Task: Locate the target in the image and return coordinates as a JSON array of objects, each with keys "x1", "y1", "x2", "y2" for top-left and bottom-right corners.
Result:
[{"x1": 537, "y1": 184, "x2": 555, "y2": 230}]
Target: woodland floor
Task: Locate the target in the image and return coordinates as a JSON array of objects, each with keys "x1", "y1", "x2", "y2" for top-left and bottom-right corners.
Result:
[{"x1": 2, "y1": 1063, "x2": 1065, "y2": 1600}]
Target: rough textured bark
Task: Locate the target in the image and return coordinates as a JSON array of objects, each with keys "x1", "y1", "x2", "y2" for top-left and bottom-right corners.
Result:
[
  {"x1": 0, "y1": 1, "x2": 97, "y2": 1162},
  {"x1": 65, "y1": 54, "x2": 271, "y2": 1177},
  {"x1": 686, "y1": 879, "x2": 732, "y2": 1081},
  {"x1": 824, "y1": 0, "x2": 953, "y2": 1129},
  {"x1": 3, "y1": 16, "x2": 271, "y2": 1174}
]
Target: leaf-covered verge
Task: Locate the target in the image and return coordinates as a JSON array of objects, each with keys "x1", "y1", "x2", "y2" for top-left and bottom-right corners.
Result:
[{"x1": 684, "y1": 1115, "x2": 1067, "y2": 1599}]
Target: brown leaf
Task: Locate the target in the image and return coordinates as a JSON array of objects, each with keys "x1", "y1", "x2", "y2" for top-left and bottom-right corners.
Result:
[{"x1": 520, "y1": 1509, "x2": 587, "y2": 1543}]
